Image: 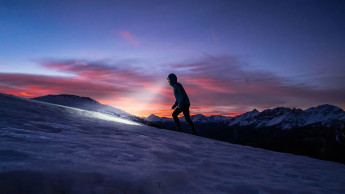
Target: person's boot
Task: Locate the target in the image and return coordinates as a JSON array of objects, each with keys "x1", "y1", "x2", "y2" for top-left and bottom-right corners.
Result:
[{"x1": 177, "y1": 127, "x2": 183, "y2": 132}]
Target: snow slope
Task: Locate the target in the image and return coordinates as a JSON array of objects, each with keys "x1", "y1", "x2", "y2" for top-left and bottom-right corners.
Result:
[
  {"x1": 1, "y1": 93, "x2": 345, "y2": 193},
  {"x1": 32, "y1": 94, "x2": 162, "y2": 128},
  {"x1": 32, "y1": 94, "x2": 133, "y2": 119}
]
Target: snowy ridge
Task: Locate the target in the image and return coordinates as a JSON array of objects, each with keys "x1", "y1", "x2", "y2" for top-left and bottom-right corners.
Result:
[
  {"x1": 1, "y1": 92, "x2": 345, "y2": 193},
  {"x1": 146, "y1": 114, "x2": 172, "y2": 123},
  {"x1": 147, "y1": 104, "x2": 345, "y2": 130},
  {"x1": 228, "y1": 109, "x2": 260, "y2": 126},
  {"x1": 304, "y1": 104, "x2": 345, "y2": 125},
  {"x1": 32, "y1": 94, "x2": 160, "y2": 127},
  {"x1": 33, "y1": 94, "x2": 130, "y2": 117},
  {"x1": 229, "y1": 105, "x2": 345, "y2": 129},
  {"x1": 229, "y1": 107, "x2": 307, "y2": 129}
]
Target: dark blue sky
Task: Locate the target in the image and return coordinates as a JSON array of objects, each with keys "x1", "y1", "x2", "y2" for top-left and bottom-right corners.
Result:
[{"x1": 1, "y1": 0, "x2": 345, "y2": 116}]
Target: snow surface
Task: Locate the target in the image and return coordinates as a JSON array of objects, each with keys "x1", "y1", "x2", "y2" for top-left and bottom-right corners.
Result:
[{"x1": 1, "y1": 93, "x2": 345, "y2": 193}]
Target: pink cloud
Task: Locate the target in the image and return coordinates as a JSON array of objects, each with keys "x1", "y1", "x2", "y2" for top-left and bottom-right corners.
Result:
[
  {"x1": 188, "y1": 77, "x2": 236, "y2": 93},
  {"x1": 41, "y1": 59, "x2": 154, "y2": 89},
  {"x1": 117, "y1": 30, "x2": 139, "y2": 46}
]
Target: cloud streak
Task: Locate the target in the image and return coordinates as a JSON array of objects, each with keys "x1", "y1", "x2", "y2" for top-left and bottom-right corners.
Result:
[
  {"x1": 117, "y1": 30, "x2": 139, "y2": 46},
  {"x1": 41, "y1": 59, "x2": 156, "y2": 90}
]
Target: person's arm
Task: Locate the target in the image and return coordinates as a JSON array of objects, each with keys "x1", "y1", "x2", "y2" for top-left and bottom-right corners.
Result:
[
  {"x1": 172, "y1": 101, "x2": 178, "y2": 109},
  {"x1": 174, "y1": 85, "x2": 184, "y2": 108}
]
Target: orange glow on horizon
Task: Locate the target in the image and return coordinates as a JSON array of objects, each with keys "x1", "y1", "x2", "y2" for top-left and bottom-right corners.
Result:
[
  {"x1": 97, "y1": 99, "x2": 115, "y2": 105},
  {"x1": 20, "y1": 92, "x2": 35, "y2": 97},
  {"x1": 145, "y1": 111, "x2": 243, "y2": 118},
  {"x1": 0, "y1": 89, "x2": 27, "y2": 98},
  {"x1": 0, "y1": 88, "x2": 243, "y2": 119},
  {"x1": 95, "y1": 97, "x2": 243, "y2": 118}
]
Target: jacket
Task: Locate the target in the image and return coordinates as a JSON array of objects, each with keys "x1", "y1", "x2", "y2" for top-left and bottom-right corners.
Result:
[{"x1": 172, "y1": 82, "x2": 190, "y2": 108}]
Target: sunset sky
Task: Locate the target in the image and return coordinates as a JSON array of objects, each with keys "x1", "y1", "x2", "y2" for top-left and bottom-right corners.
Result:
[{"x1": 1, "y1": 0, "x2": 345, "y2": 117}]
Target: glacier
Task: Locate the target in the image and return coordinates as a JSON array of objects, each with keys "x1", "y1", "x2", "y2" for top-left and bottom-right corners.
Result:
[{"x1": 1, "y1": 93, "x2": 345, "y2": 193}]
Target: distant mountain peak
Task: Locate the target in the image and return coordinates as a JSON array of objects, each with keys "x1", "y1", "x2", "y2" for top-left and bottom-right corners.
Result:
[
  {"x1": 306, "y1": 104, "x2": 344, "y2": 113},
  {"x1": 239, "y1": 109, "x2": 260, "y2": 118},
  {"x1": 252, "y1": 109, "x2": 259, "y2": 113},
  {"x1": 192, "y1": 114, "x2": 207, "y2": 118},
  {"x1": 147, "y1": 114, "x2": 160, "y2": 119},
  {"x1": 145, "y1": 114, "x2": 171, "y2": 123}
]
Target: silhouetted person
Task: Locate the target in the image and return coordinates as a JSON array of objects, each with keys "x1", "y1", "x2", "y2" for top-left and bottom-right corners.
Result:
[{"x1": 167, "y1": 73, "x2": 197, "y2": 135}]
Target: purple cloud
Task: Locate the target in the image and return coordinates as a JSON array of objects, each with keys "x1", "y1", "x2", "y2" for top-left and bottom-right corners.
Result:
[{"x1": 117, "y1": 30, "x2": 139, "y2": 46}]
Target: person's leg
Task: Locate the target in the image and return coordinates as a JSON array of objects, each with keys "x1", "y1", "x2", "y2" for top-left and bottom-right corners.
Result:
[
  {"x1": 182, "y1": 104, "x2": 197, "y2": 135},
  {"x1": 172, "y1": 107, "x2": 183, "y2": 131}
]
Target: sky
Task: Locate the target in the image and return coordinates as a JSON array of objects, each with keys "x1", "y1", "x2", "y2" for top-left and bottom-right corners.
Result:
[{"x1": 0, "y1": 0, "x2": 345, "y2": 117}]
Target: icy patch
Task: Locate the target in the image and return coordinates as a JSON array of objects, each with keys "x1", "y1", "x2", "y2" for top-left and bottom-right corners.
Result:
[
  {"x1": 79, "y1": 110, "x2": 141, "y2": 126},
  {"x1": 36, "y1": 100, "x2": 141, "y2": 126}
]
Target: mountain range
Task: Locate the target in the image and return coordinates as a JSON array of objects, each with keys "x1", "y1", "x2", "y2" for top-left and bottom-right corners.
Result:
[{"x1": 146, "y1": 105, "x2": 345, "y2": 130}]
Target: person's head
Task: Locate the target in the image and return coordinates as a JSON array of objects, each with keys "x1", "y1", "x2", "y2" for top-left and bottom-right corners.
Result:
[{"x1": 167, "y1": 73, "x2": 177, "y2": 86}]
